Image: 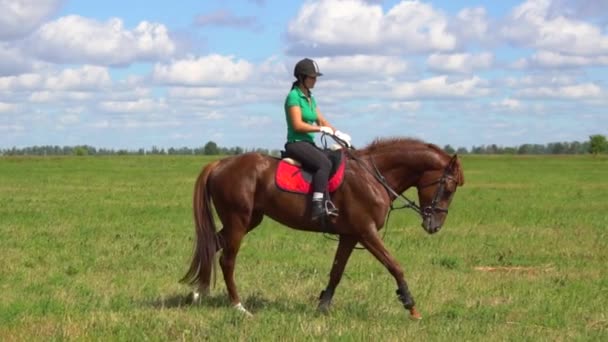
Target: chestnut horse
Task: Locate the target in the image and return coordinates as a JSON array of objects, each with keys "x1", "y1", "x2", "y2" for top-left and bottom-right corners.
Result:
[{"x1": 181, "y1": 137, "x2": 464, "y2": 319}]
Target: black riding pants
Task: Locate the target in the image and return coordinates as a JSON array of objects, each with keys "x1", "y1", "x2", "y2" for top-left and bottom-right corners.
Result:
[{"x1": 285, "y1": 141, "x2": 331, "y2": 194}]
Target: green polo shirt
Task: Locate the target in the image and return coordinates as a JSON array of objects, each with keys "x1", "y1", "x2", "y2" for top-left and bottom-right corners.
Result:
[{"x1": 284, "y1": 87, "x2": 318, "y2": 143}]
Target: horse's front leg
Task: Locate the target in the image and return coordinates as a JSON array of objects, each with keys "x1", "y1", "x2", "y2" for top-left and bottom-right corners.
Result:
[
  {"x1": 359, "y1": 231, "x2": 422, "y2": 320},
  {"x1": 318, "y1": 235, "x2": 358, "y2": 313}
]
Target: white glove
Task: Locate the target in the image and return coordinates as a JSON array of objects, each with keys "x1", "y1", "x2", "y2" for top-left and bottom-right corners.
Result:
[
  {"x1": 334, "y1": 130, "x2": 352, "y2": 147},
  {"x1": 319, "y1": 126, "x2": 334, "y2": 135}
]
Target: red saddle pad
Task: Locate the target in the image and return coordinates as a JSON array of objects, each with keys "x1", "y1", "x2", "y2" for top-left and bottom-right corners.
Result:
[{"x1": 275, "y1": 156, "x2": 346, "y2": 194}]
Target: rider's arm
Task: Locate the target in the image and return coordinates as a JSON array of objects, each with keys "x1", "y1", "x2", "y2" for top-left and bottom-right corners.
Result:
[
  {"x1": 287, "y1": 106, "x2": 326, "y2": 133},
  {"x1": 315, "y1": 108, "x2": 336, "y2": 131}
]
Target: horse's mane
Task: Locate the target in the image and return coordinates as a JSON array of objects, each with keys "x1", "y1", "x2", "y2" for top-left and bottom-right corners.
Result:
[
  {"x1": 356, "y1": 137, "x2": 447, "y2": 157},
  {"x1": 355, "y1": 137, "x2": 464, "y2": 185}
]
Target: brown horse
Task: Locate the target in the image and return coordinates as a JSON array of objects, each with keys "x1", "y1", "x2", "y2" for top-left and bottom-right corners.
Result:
[{"x1": 181, "y1": 137, "x2": 465, "y2": 319}]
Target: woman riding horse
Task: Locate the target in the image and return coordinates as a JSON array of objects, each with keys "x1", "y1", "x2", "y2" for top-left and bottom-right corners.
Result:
[
  {"x1": 181, "y1": 134, "x2": 465, "y2": 319},
  {"x1": 284, "y1": 58, "x2": 352, "y2": 220}
]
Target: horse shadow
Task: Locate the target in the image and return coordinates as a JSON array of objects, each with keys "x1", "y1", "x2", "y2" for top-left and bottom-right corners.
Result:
[{"x1": 147, "y1": 291, "x2": 312, "y2": 314}]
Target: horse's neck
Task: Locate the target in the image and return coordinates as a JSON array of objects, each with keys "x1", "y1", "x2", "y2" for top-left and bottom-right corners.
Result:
[{"x1": 372, "y1": 148, "x2": 441, "y2": 193}]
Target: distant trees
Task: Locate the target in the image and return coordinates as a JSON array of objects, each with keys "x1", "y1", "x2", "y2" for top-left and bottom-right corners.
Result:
[
  {"x1": 589, "y1": 135, "x2": 608, "y2": 155},
  {"x1": 203, "y1": 141, "x2": 219, "y2": 155},
  {"x1": 1, "y1": 136, "x2": 606, "y2": 156}
]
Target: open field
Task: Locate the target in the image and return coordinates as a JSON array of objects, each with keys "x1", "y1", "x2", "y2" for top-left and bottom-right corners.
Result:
[{"x1": 1, "y1": 154, "x2": 607, "y2": 341}]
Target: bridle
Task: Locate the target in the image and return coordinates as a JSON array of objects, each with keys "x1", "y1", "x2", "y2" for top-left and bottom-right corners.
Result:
[
  {"x1": 416, "y1": 161, "x2": 459, "y2": 218},
  {"x1": 323, "y1": 134, "x2": 457, "y2": 220}
]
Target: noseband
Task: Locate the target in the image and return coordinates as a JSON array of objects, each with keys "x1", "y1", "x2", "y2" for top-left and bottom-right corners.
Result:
[{"x1": 417, "y1": 167, "x2": 458, "y2": 218}]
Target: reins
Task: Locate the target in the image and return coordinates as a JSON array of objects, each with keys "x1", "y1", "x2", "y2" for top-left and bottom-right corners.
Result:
[{"x1": 319, "y1": 134, "x2": 423, "y2": 244}]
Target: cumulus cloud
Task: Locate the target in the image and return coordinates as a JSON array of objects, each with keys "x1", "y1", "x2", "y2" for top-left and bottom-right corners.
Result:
[
  {"x1": 451, "y1": 7, "x2": 491, "y2": 45},
  {"x1": 99, "y1": 98, "x2": 168, "y2": 114},
  {"x1": 167, "y1": 87, "x2": 225, "y2": 99},
  {"x1": 502, "y1": 0, "x2": 608, "y2": 56},
  {"x1": 0, "y1": 44, "x2": 38, "y2": 76},
  {"x1": 392, "y1": 75, "x2": 491, "y2": 99},
  {"x1": 547, "y1": 0, "x2": 608, "y2": 20},
  {"x1": 26, "y1": 15, "x2": 177, "y2": 65},
  {"x1": 194, "y1": 9, "x2": 262, "y2": 31},
  {"x1": 516, "y1": 83, "x2": 602, "y2": 99},
  {"x1": 0, "y1": 101, "x2": 17, "y2": 112},
  {"x1": 491, "y1": 98, "x2": 522, "y2": 111},
  {"x1": 0, "y1": 0, "x2": 62, "y2": 40},
  {"x1": 0, "y1": 65, "x2": 110, "y2": 92},
  {"x1": 286, "y1": 0, "x2": 456, "y2": 56},
  {"x1": 515, "y1": 51, "x2": 608, "y2": 69},
  {"x1": 152, "y1": 54, "x2": 253, "y2": 86},
  {"x1": 427, "y1": 52, "x2": 493, "y2": 73},
  {"x1": 312, "y1": 55, "x2": 409, "y2": 78}
]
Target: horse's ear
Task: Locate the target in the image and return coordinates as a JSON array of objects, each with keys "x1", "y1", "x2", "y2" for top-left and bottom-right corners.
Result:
[
  {"x1": 448, "y1": 154, "x2": 458, "y2": 169},
  {"x1": 450, "y1": 154, "x2": 465, "y2": 186}
]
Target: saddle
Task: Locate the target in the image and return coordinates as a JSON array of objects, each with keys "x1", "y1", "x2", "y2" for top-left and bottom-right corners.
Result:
[{"x1": 275, "y1": 149, "x2": 346, "y2": 194}]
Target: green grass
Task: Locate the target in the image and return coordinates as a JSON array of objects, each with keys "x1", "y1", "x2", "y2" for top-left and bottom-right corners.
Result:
[{"x1": 1, "y1": 154, "x2": 607, "y2": 341}]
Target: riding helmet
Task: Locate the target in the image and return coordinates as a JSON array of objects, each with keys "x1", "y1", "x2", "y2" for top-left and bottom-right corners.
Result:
[{"x1": 294, "y1": 58, "x2": 323, "y2": 78}]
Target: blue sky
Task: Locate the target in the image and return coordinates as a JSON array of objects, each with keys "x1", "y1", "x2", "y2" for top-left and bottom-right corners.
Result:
[{"x1": 1, "y1": 0, "x2": 607, "y2": 150}]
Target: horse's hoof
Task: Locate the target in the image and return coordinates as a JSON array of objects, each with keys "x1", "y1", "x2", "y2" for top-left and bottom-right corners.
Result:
[
  {"x1": 189, "y1": 291, "x2": 201, "y2": 304},
  {"x1": 409, "y1": 307, "x2": 423, "y2": 320},
  {"x1": 234, "y1": 303, "x2": 254, "y2": 317},
  {"x1": 317, "y1": 302, "x2": 331, "y2": 314}
]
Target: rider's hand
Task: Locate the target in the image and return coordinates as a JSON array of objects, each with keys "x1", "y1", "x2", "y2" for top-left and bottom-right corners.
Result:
[
  {"x1": 335, "y1": 130, "x2": 352, "y2": 147},
  {"x1": 318, "y1": 126, "x2": 334, "y2": 135}
]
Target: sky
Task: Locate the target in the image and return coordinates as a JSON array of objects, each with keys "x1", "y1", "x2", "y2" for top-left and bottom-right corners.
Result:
[{"x1": 0, "y1": 0, "x2": 607, "y2": 150}]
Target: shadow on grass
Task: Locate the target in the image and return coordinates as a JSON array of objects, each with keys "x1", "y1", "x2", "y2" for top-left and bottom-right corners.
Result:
[{"x1": 147, "y1": 291, "x2": 311, "y2": 314}]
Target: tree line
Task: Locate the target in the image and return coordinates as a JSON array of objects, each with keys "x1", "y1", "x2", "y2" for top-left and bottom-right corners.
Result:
[{"x1": 2, "y1": 135, "x2": 606, "y2": 156}]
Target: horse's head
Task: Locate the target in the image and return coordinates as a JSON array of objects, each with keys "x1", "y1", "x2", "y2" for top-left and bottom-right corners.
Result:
[{"x1": 415, "y1": 154, "x2": 464, "y2": 234}]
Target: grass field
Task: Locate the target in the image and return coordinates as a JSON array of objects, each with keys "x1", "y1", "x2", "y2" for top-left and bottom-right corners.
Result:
[{"x1": 1, "y1": 154, "x2": 607, "y2": 341}]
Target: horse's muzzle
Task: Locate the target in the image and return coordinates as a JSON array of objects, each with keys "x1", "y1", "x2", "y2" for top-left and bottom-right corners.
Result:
[{"x1": 422, "y1": 215, "x2": 442, "y2": 234}]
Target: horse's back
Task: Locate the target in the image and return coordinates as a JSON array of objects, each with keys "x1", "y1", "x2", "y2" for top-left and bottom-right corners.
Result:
[{"x1": 208, "y1": 153, "x2": 277, "y2": 200}]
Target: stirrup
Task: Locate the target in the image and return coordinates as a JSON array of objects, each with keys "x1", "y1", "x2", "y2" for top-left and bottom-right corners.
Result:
[{"x1": 325, "y1": 200, "x2": 339, "y2": 217}]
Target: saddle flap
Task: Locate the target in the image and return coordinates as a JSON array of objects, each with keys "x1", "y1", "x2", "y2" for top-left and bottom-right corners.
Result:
[{"x1": 275, "y1": 149, "x2": 346, "y2": 194}]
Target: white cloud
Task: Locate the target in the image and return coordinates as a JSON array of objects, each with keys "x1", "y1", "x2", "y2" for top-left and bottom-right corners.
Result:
[
  {"x1": 427, "y1": 52, "x2": 493, "y2": 73},
  {"x1": 0, "y1": 43, "x2": 40, "y2": 76},
  {"x1": 452, "y1": 7, "x2": 489, "y2": 43},
  {"x1": 502, "y1": 0, "x2": 608, "y2": 56},
  {"x1": 517, "y1": 83, "x2": 602, "y2": 99},
  {"x1": 518, "y1": 51, "x2": 608, "y2": 69},
  {"x1": 390, "y1": 101, "x2": 421, "y2": 111},
  {"x1": 0, "y1": 73, "x2": 42, "y2": 91},
  {"x1": 0, "y1": 123, "x2": 24, "y2": 132},
  {"x1": 29, "y1": 91, "x2": 93, "y2": 103},
  {"x1": 313, "y1": 55, "x2": 409, "y2": 78},
  {"x1": 393, "y1": 75, "x2": 491, "y2": 99},
  {"x1": 0, "y1": 0, "x2": 62, "y2": 40},
  {"x1": 0, "y1": 65, "x2": 110, "y2": 92},
  {"x1": 286, "y1": 0, "x2": 456, "y2": 55},
  {"x1": 58, "y1": 114, "x2": 80, "y2": 125},
  {"x1": 491, "y1": 98, "x2": 521, "y2": 111},
  {"x1": 240, "y1": 115, "x2": 272, "y2": 128},
  {"x1": 27, "y1": 15, "x2": 177, "y2": 65},
  {"x1": 99, "y1": 98, "x2": 168, "y2": 114},
  {"x1": 153, "y1": 54, "x2": 253, "y2": 86},
  {"x1": 167, "y1": 87, "x2": 225, "y2": 99},
  {"x1": 45, "y1": 65, "x2": 111, "y2": 91},
  {"x1": 0, "y1": 102, "x2": 16, "y2": 112}
]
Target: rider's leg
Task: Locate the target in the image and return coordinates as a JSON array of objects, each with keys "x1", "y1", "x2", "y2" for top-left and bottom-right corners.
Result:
[{"x1": 284, "y1": 141, "x2": 331, "y2": 219}]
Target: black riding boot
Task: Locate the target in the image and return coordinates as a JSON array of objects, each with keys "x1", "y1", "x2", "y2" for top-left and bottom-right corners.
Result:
[{"x1": 311, "y1": 199, "x2": 325, "y2": 220}]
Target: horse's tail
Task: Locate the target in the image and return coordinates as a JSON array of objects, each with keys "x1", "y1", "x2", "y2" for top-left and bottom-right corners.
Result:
[{"x1": 180, "y1": 160, "x2": 221, "y2": 289}]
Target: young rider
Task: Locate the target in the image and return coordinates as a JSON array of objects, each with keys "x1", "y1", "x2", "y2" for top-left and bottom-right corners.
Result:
[{"x1": 284, "y1": 58, "x2": 351, "y2": 220}]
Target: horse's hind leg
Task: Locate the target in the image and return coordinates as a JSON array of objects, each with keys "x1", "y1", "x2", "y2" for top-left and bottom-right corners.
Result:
[
  {"x1": 318, "y1": 235, "x2": 357, "y2": 313},
  {"x1": 216, "y1": 211, "x2": 263, "y2": 316}
]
